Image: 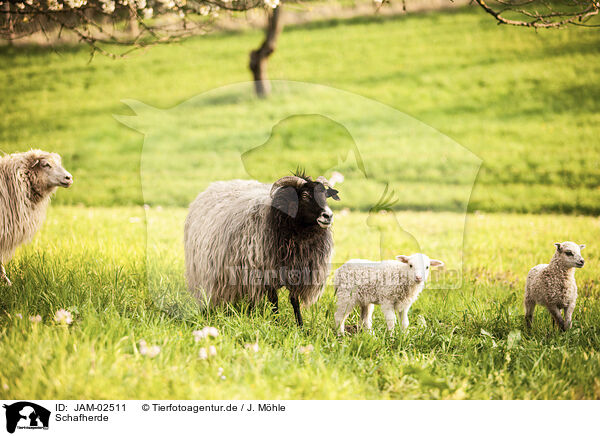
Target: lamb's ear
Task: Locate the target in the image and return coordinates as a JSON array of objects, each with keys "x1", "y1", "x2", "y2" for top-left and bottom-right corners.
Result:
[
  {"x1": 555, "y1": 243, "x2": 562, "y2": 252},
  {"x1": 326, "y1": 187, "x2": 340, "y2": 201},
  {"x1": 580, "y1": 244, "x2": 586, "y2": 250},
  {"x1": 430, "y1": 259, "x2": 444, "y2": 268},
  {"x1": 396, "y1": 255, "x2": 409, "y2": 263},
  {"x1": 271, "y1": 186, "x2": 299, "y2": 218}
]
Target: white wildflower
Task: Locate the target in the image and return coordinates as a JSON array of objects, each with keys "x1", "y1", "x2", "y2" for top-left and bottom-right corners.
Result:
[
  {"x1": 264, "y1": 0, "x2": 279, "y2": 8},
  {"x1": 245, "y1": 342, "x2": 259, "y2": 353},
  {"x1": 208, "y1": 345, "x2": 217, "y2": 356},
  {"x1": 198, "y1": 347, "x2": 208, "y2": 359},
  {"x1": 298, "y1": 344, "x2": 314, "y2": 354},
  {"x1": 54, "y1": 309, "x2": 73, "y2": 325},
  {"x1": 192, "y1": 329, "x2": 206, "y2": 342},
  {"x1": 142, "y1": 7, "x2": 153, "y2": 18},
  {"x1": 29, "y1": 315, "x2": 42, "y2": 323},
  {"x1": 193, "y1": 326, "x2": 219, "y2": 341},
  {"x1": 15, "y1": 313, "x2": 22, "y2": 319},
  {"x1": 138, "y1": 340, "x2": 161, "y2": 358},
  {"x1": 199, "y1": 5, "x2": 210, "y2": 15}
]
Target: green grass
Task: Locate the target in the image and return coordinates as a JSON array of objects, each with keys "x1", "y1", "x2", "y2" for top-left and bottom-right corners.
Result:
[
  {"x1": 1, "y1": 207, "x2": 599, "y2": 399},
  {"x1": 1, "y1": 6, "x2": 599, "y2": 213}
]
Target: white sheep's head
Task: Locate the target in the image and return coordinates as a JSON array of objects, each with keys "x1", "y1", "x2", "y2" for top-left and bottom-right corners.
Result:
[
  {"x1": 396, "y1": 253, "x2": 444, "y2": 284},
  {"x1": 26, "y1": 150, "x2": 73, "y2": 193},
  {"x1": 554, "y1": 241, "x2": 585, "y2": 269}
]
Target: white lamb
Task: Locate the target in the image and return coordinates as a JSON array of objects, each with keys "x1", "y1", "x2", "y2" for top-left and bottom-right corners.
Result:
[{"x1": 334, "y1": 253, "x2": 444, "y2": 334}]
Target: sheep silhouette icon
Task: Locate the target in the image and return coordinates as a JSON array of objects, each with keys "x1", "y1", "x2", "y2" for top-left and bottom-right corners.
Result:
[
  {"x1": 115, "y1": 80, "x2": 481, "y2": 316},
  {"x1": 3, "y1": 402, "x2": 50, "y2": 433}
]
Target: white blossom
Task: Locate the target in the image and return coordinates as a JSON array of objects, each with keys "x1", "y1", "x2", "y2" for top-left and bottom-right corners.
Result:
[
  {"x1": 138, "y1": 340, "x2": 161, "y2": 358},
  {"x1": 193, "y1": 326, "x2": 219, "y2": 341},
  {"x1": 298, "y1": 344, "x2": 314, "y2": 354},
  {"x1": 264, "y1": 0, "x2": 279, "y2": 8},
  {"x1": 54, "y1": 309, "x2": 73, "y2": 325},
  {"x1": 142, "y1": 7, "x2": 153, "y2": 18},
  {"x1": 198, "y1": 347, "x2": 208, "y2": 359},
  {"x1": 101, "y1": 0, "x2": 116, "y2": 13}
]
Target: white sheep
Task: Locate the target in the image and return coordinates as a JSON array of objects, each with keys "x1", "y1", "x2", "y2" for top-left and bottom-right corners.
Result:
[
  {"x1": 334, "y1": 253, "x2": 444, "y2": 334},
  {"x1": 0, "y1": 149, "x2": 73, "y2": 286},
  {"x1": 525, "y1": 241, "x2": 585, "y2": 331}
]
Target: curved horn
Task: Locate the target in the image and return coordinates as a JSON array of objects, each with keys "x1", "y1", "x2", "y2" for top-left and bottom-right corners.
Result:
[
  {"x1": 316, "y1": 176, "x2": 330, "y2": 187},
  {"x1": 270, "y1": 176, "x2": 307, "y2": 197}
]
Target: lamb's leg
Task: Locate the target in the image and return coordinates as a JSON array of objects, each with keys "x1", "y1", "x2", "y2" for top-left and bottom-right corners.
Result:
[
  {"x1": 547, "y1": 305, "x2": 567, "y2": 331},
  {"x1": 564, "y1": 302, "x2": 576, "y2": 330},
  {"x1": 0, "y1": 263, "x2": 11, "y2": 287},
  {"x1": 335, "y1": 301, "x2": 353, "y2": 335},
  {"x1": 381, "y1": 302, "x2": 397, "y2": 332},
  {"x1": 524, "y1": 299, "x2": 535, "y2": 329},
  {"x1": 400, "y1": 306, "x2": 410, "y2": 331},
  {"x1": 268, "y1": 287, "x2": 279, "y2": 315},
  {"x1": 360, "y1": 304, "x2": 374, "y2": 332},
  {"x1": 290, "y1": 295, "x2": 303, "y2": 327}
]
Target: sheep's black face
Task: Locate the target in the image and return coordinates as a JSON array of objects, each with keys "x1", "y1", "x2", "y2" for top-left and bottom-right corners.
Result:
[
  {"x1": 297, "y1": 182, "x2": 338, "y2": 229},
  {"x1": 271, "y1": 178, "x2": 340, "y2": 228}
]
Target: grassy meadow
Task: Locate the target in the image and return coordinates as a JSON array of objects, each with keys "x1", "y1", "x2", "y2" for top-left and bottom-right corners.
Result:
[
  {"x1": 1, "y1": 6, "x2": 600, "y2": 399},
  {"x1": 1, "y1": 208, "x2": 599, "y2": 399}
]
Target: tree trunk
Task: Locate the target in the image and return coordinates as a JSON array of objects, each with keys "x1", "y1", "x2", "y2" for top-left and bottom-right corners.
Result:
[
  {"x1": 2, "y1": 1, "x2": 14, "y2": 45},
  {"x1": 128, "y1": 5, "x2": 139, "y2": 37},
  {"x1": 249, "y1": 5, "x2": 283, "y2": 98}
]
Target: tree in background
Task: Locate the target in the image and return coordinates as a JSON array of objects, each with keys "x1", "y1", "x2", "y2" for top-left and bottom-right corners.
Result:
[
  {"x1": 0, "y1": 0, "x2": 598, "y2": 97},
  {"x1": 473, "y1": 0, "x2": 598, "y2": 28}
]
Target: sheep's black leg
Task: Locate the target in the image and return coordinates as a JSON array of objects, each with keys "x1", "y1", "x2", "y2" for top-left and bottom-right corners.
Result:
[
  {"x1": 290, "y1": 295, "x2": 303, "y2": 327},
  {"x1": 268, "y1": 287, "x2": 279, "y2": 314},
  {"x1": 0, "y1": 263, "x2": 11, "y2": 287}
]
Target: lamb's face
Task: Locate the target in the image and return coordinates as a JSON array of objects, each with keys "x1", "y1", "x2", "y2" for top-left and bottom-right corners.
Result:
[
  {"x1": 396, "y1": 253, "x2": 444, "y2": 284},
  {"x1": 555, "y1": 241, "x2": 585, "y2": 268},
  {"x1": 34, "y1": 153, "x2": 73, "y2": 189}
]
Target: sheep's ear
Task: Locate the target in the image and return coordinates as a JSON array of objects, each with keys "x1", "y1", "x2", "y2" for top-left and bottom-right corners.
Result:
[
  {"x1": 580, "y1": 244, "x2": 586, "y2": 250},
  {"x1": 326, "y1": 187, "x2": 340, "y2": 201},
  {"x1": 396, "y1": 255, "x2": 409, "y2": 263},
  {"x1": 555, "y1": 243, "x2": 562, "y2": 252},
  {"x1": 430, "y1": 259, "x2": 444, "y2": 268},
  {"x1": 271, "y1": 186, "x2": 299, "y2": 218}
]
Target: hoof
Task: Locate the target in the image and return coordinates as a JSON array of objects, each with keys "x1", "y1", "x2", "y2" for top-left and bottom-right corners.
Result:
[{"x1": 344, "y1": 324, "x2": 359, "y2": 334}]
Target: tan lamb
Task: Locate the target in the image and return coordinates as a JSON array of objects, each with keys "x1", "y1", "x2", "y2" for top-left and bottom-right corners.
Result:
[{"x1": 525, "y1": 241, "x2": 585, "y2": 331}]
